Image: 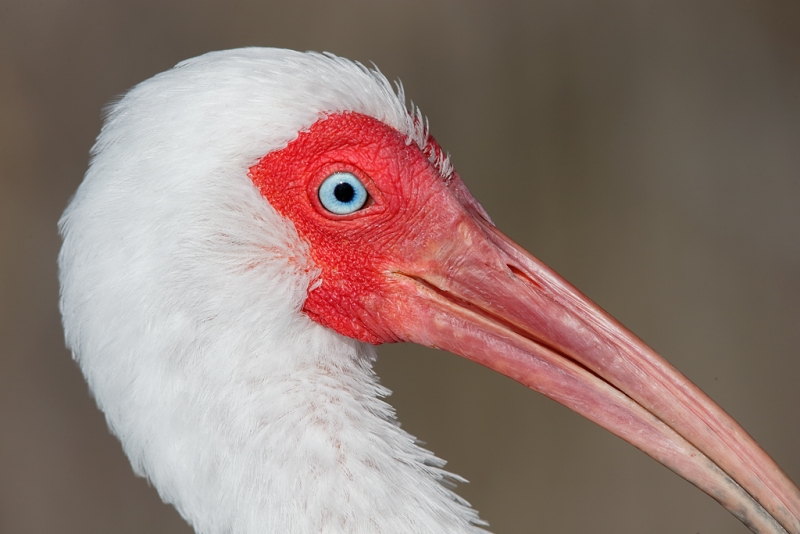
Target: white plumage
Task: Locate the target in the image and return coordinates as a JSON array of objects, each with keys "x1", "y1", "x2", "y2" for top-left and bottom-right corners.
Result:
[
  {"x1": 59, "y1": 48, "x2": 485, "y2": 534},
  {"x1": 59, "y1": 47, "x2": 800, "y2": 534}
]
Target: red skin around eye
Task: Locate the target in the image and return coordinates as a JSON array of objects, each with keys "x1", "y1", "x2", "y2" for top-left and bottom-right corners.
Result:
[{"x1": 249, "y1": 112, "x2": 448, "y2": 344}]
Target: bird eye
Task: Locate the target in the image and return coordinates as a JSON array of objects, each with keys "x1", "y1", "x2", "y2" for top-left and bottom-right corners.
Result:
[{"x1": 317, "y1": 172, "x2": 369, "y2": 215}]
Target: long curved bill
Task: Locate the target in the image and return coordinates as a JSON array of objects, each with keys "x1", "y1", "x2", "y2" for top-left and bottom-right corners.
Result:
[{"x1": 383, "y1": 213, "x2": 800, "y2": 534}]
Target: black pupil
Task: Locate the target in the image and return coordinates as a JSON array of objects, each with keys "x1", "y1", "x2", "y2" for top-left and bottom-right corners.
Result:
[{"x1": 333, "y1": 182, "x2": 355, "y2": 203}]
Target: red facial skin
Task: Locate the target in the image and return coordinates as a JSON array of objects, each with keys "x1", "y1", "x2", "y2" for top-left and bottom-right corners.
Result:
[
  {"x1": 250, "y1": 112, "x2": 485, "y2": 344},
  {"x1": 249, "y1": 112, "x2": 800, "y2": 534}
]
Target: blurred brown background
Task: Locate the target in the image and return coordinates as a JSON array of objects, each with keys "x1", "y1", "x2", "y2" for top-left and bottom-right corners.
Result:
[{"x1": 1, "y1": 1, "x2": 798, "y2": 533}]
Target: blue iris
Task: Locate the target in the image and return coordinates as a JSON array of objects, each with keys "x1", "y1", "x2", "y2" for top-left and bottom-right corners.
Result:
[{"x1": 318, "y1": 172, "x2": 369, "y2": 215}]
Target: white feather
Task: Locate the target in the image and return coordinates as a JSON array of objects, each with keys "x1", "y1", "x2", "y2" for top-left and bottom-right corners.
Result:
[{"x1": 58, "y1": 48, "x2": 486, "y2": 533}]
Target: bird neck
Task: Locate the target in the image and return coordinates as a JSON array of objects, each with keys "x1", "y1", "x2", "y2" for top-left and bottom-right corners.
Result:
[{"x1": 118, "y1": 320, "x2": 485, "y2": 534}]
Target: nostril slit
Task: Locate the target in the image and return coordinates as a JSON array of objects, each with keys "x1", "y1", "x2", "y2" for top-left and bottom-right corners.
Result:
[{"x1": 507, "y1": 264, "x2": 544, "y2": 291}]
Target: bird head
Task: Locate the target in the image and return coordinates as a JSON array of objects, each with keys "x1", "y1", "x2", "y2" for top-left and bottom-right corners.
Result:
[{"x1": 59, "y1": 48, "x2": 799, "y2": 534}]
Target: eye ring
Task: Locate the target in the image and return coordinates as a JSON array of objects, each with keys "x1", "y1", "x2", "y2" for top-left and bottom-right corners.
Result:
[{"x1": 317, "y1": 172, "x2": 369, "y2": 215}]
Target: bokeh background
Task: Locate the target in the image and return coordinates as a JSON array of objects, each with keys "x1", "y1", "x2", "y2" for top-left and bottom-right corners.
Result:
[{"x1": 1, "y1": 1, "x2": 799, "y2": 533}]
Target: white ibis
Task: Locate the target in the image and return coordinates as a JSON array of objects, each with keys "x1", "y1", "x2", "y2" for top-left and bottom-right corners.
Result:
[{"x1": 58, "y1": 48, "x2": 799, "y2": 534}]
